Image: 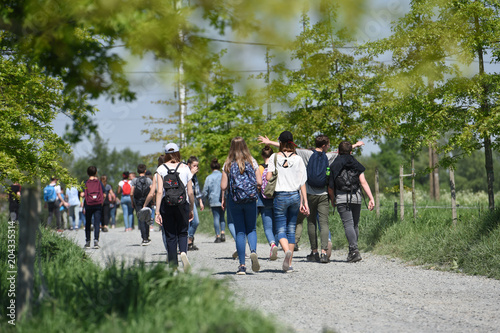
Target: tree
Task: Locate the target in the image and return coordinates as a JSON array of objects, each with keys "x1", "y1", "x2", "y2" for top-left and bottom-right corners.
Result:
[
  {"x1": 0, "y1": 58, "x2": 75, "y2": 185},
  {"x1": 368, "y1": 0, "x2": 500, "y2": 209},
  {"x1": 268, "y1": 8, "x2": 373, "y2": 147}
]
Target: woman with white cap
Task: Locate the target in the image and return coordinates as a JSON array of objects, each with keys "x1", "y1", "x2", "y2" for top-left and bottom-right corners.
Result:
[{"x1": 155, "y1": 143, "x2": 195, "y2": 272}]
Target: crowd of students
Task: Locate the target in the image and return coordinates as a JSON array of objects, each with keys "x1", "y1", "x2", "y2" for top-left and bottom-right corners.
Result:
[{"x1": 40, "y1": 130, "x2": 374, "y2": 275}]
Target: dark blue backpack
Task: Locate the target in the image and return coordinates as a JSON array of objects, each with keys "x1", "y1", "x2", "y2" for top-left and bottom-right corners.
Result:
[
  {"x1": 306, "y1": 150, "x2": 329, "y2": 188},
  {"x1": 229, "y1": 161, "x2": 258, "y2": 203}
]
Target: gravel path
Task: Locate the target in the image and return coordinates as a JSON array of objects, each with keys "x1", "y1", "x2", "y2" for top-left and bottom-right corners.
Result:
[{"x1": 64, "y1": 227, "x2": 500, "y2": 333}]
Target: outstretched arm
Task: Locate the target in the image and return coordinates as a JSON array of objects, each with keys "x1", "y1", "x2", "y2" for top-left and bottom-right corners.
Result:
[{"x1": 258, "y1": 135, "x2": 279, "y2": 147}]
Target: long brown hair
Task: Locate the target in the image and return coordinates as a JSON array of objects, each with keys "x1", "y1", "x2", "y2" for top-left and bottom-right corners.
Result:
[{"x1": 224, "y1": 137, "x2": 254, "y2": 174}]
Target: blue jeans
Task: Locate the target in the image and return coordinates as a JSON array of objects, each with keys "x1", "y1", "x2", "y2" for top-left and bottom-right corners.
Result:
[
  {"x1": 225, "y1": 205, "x2": 236, "y2": 241},
  {"x1": 109, "y1": 205, "x2": 116, "y2": 226},
  {"x1": 259, "y1": 198, "x2": 276, "y2": 245},
  {"x1": 188, "y1": 203, "x2": 200, "y2": 239},
  {"x1": 273, "y1": 191, "x2": 300, "y2": 244},
  {"x1": 228, "y1": 199, "x2": 258, "y2": 266},
  {"x1": 211, "y1": 206, "x2": 226, "y2": 236},
  {"x1": 121, "y1": 195, "x2": 134, "y2": 229}
]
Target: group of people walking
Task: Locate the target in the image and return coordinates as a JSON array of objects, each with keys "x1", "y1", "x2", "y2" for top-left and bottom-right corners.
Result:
[{"x1": 41, "y1": 130, "x2": 375, "y2": 275}]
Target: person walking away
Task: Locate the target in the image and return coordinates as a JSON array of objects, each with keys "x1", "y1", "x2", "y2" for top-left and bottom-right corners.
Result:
[
  {"x1": 221, "y1": 137, "x2": 262, "y2": 275},
  {"x1": 266, "y1": 131, "x2": 309, "y2": 272},
  {"x1": 202, "y1": 158, "x2": 227, "y2": 243},
  {"x1": 100, "y1": 175, "x2": 115, "y2": 232},
  {"x1": 66, "y1": 186, "x2": 80, "y2": 230},
  {"x1": 131, "y1": 164, "x2": 153, "y2": 246},
  {"x1": 187, "y1": 156, "x2": 205, "y2": 250},
  {"x1": 84, "y1": 166, "x2": 105, "y2": 249},
  {"x1": 328, "y1": 141, "x2": 374, "y2": 262},
  {"x1": 118, "y1": 171, "x2": 134, "y2": 232},
  {"x1": 8, "y1": 182, "x2": 21, "y2": 222},
  {"x1": 44, "y1": 177, "x2": 61, "y2": 230},
  {"x1": 155, "y1": 143, "x2": 195, "y2": 272},
  {"x1": 144, "y1": 155, "x2": 169, "y2": 253},
  {"x1": 258, "y1": 146, "x2": 279, "y2": 260}
]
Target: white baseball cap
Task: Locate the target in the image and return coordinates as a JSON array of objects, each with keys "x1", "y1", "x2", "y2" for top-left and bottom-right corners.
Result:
[{"x1": 164, "y1": 143, "x2": 180, "y2": 153}]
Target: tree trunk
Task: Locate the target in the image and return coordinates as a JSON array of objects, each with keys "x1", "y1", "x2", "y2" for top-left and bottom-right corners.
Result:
[
  {"x1": 429, "y1": 145, "x2": 434, "y2": 200},
  {"x1": 484, "y1": 137, "x2": 495, "y2": 210},
  {"x1": 433, "y1": 148, "x2": 440, "y2": 201}
]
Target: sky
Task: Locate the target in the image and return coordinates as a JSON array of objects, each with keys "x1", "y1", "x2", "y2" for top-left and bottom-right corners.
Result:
[{"x1": 51, "y1": 0, "x2": 445, "y2": 160}]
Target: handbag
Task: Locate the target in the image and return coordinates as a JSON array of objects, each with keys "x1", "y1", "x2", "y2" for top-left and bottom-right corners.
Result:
[{"x1": 263, "y1": 154, "x2": 278, "y2": 198}]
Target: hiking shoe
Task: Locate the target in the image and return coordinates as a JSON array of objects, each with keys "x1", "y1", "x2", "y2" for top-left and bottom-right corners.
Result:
[
  {"x1": 236, "y1": 265, "x2": 246, "y2": 275},
  {"x1": 282, "y1": 251, "x2": 292, "y2": 272},
  {"x1": 347, "y1": 250, "x2": 362, "y2": 263},
  {"x1": 320, "y1": 253, "x2": 329, "y2": 263},
  {"x1": 220, "y1": 233, "x2": 226, "y2": 242},
  {"x1": 93, "y1": 240, "x2": 100, "y2": 249},
  {"x1": 141, "y1": 239, "x2": 151, "y2": 246},
  {"x1": 232, "y1": 250, "x2": 238, "y2": 260},
  {"x1": 270, "y1": 243, "x2": 278, "y2": 261},
  {"x1": 306, "y1": 251, "x2": 320, "y2": 262},
  {"x1": 188, "y1": 243, "x2": 199, "y2": 251},
  {"x1": 327, "y1": 241, "x2": 333, "y2": 260},
  {"x1": 250, "y1": 252, "x2": 260, "y2": 272},
  {"x1": 294, "y1": 244, "x2": 300, "y2": 251},
  {"x1": 214, "y1": 237, "x2": 222, "y2": 243},
  {"x1": 84, "y1": 241, "x2": 91, "y2": 249},
  {"x1": 102, "y1": 226, "x2": 108, "y2": 232},
  {"x1": 180, "y1": 252, "x2": 191, "y2": 273}
]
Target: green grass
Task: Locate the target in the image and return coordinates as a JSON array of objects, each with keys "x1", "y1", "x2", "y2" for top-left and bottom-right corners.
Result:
[{"x1": 0, "y1": 219, "x2": 279, "y2": 332}]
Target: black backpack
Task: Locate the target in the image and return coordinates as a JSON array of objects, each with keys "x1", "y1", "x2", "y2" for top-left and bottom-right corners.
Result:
[
  {"x1": 133, "y1": 176, "x2": 150, "y2": 206},
  {"x1": 162, "y1": 164, "x2": 187, "y2": 206},
  {"x1": 334, "y1": 168, "x2": 360, "y2": 193},
  {"x1": 307, "y1": 150, "x2": 329, "y2": 188}
]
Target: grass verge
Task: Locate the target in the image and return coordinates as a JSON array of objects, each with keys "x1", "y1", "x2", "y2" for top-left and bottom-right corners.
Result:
[{"x1": 0, "y1": 219, "x2": 278, "y2": 332}]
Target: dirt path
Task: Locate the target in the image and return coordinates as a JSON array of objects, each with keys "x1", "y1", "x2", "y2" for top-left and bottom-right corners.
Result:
[{"x1": 64, "y1": 227, "x2": 500, "y2": 333}]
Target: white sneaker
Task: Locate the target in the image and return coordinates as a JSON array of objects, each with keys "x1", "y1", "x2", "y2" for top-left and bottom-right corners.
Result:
[{"x1": 180, "y1": 252, "x2": 191, "y2": 273}]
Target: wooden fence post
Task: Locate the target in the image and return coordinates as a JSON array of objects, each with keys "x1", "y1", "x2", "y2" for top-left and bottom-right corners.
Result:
[
  {"x1": 17, "y1": 182, "x2": 41, "y2": 320},
  {"x1": 394, "y1": 202, "x2": 397, "y2": 220},
  {"x1": 412, "y1": 155, "x2": 416, "y2": 222},
  {"x1": 450, "y1": 167, "x2": 457, "y2": 226},
  {"x1": 400, "y1": 165, "x2": 404, "y2": 220},
  {"x1": 375, "y1": 168, "x2": 380, "y2": 218}
]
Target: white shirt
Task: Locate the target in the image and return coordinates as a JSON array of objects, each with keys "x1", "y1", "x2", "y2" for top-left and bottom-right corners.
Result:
[
  {"x1": 267, "y1": 152, "x2": 307, "y2": 192},
  {"x1": 156, "y1": 162, "x2": 193, "y2": 203}
]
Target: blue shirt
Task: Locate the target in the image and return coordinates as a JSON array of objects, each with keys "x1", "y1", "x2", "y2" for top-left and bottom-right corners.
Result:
[{"x1": 202, "y1": 170, "x2": 222, "y2": 207}]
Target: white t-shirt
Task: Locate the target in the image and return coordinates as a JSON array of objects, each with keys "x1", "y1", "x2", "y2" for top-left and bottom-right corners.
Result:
[
  {"x1": 156, "y1": 162, "x2": 193, "y2": 203},
  {"x1": 267, "y1": 152, "x2": 307, "y2": 192},
  {"x1": 66, "y1": 187, "x2": 80, "y2": 206}
]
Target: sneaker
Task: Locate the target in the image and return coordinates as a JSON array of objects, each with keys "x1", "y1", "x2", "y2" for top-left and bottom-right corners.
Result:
[
  {"x1": 214, "y1": 237, "x2": 222, "y2": 243},
  {"x1": 286, "y1": 266, "x2": 294, "y2": 273},
  {"x1": 250, "y1": 252, "x2": 260, "y2": 272},
  {"x1": 282, "y1": 250, "x2": 292, "y2": 272},
  {"x1": 220, "y1": 233, "x2": 226, "y2": 242},
  {"x1": 84, "y1": 241, "x2": 91, "y2": 249},
  {"x1": 270, "y1": 243, "x2": 278, "y2": 261},
  {"x1": 232, "y1": 250, "x2": 238, "y2": 260},
  {"x1": 294, "y1": 244, "x2": 300, "y2": 251},
  {"x1": 141, "y1": 239, "x2": 151, "y2": 246},
  {"x1": 306, "y1": 251, "x2": 320, "y2": 262},
  {"x1": 320, "y1": 253, "x2": 329, "y2": 263},
  {"x1": 347, "y1": 250, "x2": 362, "y2": 263},
  {"x1": 102, "y1": 226, "x2": 108, "y2": 232},
  {"x1": 236, "y1": 265, "x2": 246, "y2": 275},
  {"x1": 180, "y1": 252, "x2": 191, "y2": 273},
  {"x1": 327, "y1": 241, "x2": 333, "y2": 260},
  {"x1": 93, "y1": 240, "x2": 100, "y2": 249}
]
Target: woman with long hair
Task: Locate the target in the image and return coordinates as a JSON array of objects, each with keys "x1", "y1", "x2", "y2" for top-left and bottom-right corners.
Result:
[
  {"x1": 221, "y1": 137, "x2": 262, "y2": 275},
  {"x1": 266, "y1": 131, "x2": 309, "y2": 272},
  {"x1": 155, "y1": 144, "x2": 194, "y2": 272},
  {"x1": 202, "y1": 158, "x2": 227, "y2": 243}
]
